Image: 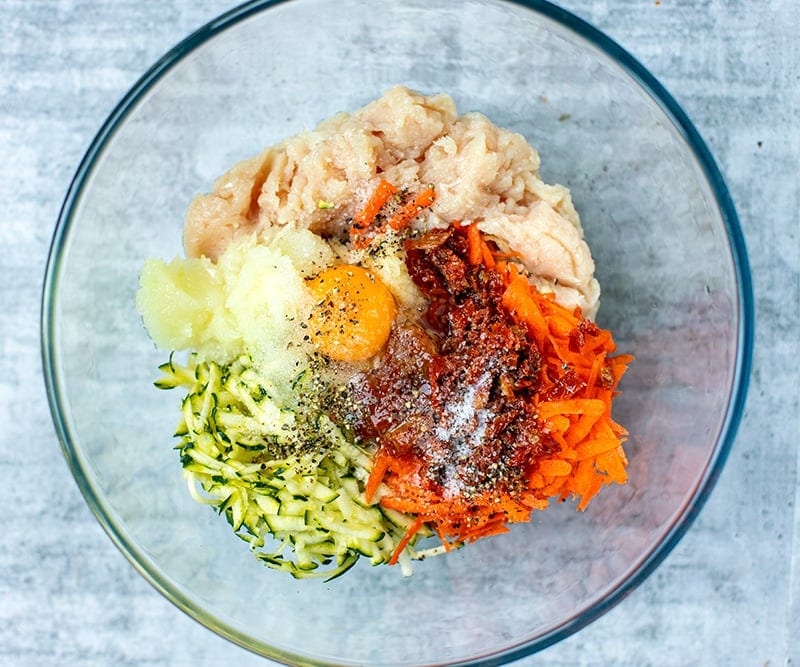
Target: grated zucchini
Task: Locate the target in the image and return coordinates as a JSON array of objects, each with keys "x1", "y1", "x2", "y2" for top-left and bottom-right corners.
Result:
[{"x1": 157, "y1": 354, "x2": 426, "y2": 580}]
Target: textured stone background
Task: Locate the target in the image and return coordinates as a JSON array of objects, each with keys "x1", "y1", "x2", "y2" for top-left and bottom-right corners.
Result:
[{"x1": 1, "y1": 0, "x2": 798, "y2": 665}]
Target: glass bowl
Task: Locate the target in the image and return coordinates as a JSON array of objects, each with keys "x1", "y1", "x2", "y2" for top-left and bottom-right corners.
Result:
[{"x1": 42, "y1": 0, "x2": 753, "y2": 664}]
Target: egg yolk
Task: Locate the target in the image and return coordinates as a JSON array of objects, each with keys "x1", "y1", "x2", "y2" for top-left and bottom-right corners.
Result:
[{"x1": 306, "y1": 265, "x2": 397, "y2": 362}]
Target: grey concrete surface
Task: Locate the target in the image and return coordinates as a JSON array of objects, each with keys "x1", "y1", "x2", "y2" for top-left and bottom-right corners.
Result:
[{"x1": 1, "y1": 1, "x2": 797, "y2": 665}]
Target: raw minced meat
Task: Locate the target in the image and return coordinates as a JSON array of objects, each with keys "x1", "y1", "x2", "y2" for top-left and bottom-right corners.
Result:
[{"x1": 183, "y1": 86, "x2": 600, "y2": 317}]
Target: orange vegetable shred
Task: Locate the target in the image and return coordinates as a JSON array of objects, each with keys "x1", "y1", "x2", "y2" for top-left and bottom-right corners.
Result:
[
  {"x1": 369, "y1": 222, "x2": 632, "y2": 555},
  {"x1": 350, "y1": 180, "x2": 436, "y2": 248}
]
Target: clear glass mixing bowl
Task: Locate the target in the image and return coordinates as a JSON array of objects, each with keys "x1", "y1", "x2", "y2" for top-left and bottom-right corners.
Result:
[{"x1": 42, "y1": 0, "x2": 753, "y2": 664}]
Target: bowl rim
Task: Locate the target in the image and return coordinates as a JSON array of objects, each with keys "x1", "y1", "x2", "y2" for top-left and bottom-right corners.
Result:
[{"x1": 41, "y1": 0, "x2": 755, "y2": 664}]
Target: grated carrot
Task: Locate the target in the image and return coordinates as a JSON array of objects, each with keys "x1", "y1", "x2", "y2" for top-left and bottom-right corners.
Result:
[
  {"x1": 374, "y1": 222, "x2": 632, "y2": 556},
  {"x1": 538, "y1": 459, "x2": 573, "y2": 477},
  {"x1": 350, "y1": 179, "x2": 397, "y2": 247},
  {"x1": 387, "y1": 187, "x2": 436, "y2": 231},
  {"x1": 537, "y1": 398, "x2": 606, "y2": 420},
  {"x1": 350, "y1": 181, "x2": 436, "y2": 248},
  {"x1": 388, "y1": 516, "x2": 425, "y2": 565},
  {"x1": 365, "y1": 448, "x2": 390, "y2": 503}
]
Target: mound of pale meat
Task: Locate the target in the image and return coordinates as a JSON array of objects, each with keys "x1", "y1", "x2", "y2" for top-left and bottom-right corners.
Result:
[{"x1": 184, "y1": 86, "x2": 600, "y2": 317}]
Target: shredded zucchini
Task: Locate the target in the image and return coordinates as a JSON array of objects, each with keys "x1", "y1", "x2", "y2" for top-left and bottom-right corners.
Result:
[{"x1": 157, "y1": 353, "x2": 424, "y2": 579}]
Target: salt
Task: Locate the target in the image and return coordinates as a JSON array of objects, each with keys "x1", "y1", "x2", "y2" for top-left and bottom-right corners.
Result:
[{"x1": 432, "y1": 370, "x2": 496, "y2": 498}]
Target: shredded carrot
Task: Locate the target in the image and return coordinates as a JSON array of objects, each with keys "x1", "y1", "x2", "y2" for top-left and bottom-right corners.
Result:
[
  {"x1": 365, "y1": 448, "x2": 390, "y2": 504},
  {"x1": 388, "y1": 516, "x2": 425, "y2": 565},
  {"x1": 374, "y1": 222, "x2": 632, "y2": 558},
  {"x1": 350, "y1": 181, "x2": 436, "y2": 248},
  {"x1": 548, "y1": 313, "x2": 576, "y2": 338},
  {"x1": 463, "y1": 221, "x2": 497, "y2": 269},
  {"x1": 584, "y1": 351, "x2": 607, "y2": 399},
  {"x1": 386, "y1": 186, "x2": 436, "y2": 231},
  {"x1": 352, "y1": 179, "x2": 397, "y2": 232},
  {"x1": 503, "y1": 263, "x2": 631, "y2": 512},
  {"x1": 595, "y1": 449, "x2": 628, "y2": 485},
  {"x1": 501, "y1": 265, "x2": 548, "y2": 349},
  {"x1": 575, "y1": 437, "x2": 622, "y2": 461},
  {"x1": 529, "y1": 472, "x2": 546, "y2": 489},
  {"x1": 538, "y1": 459, "x2": 573, "y2": 477},
  {"x1": 509, "y1": 266, "x2": 631, "y2": 511},
  {"x1": 457, "y1": 519, "x2": 510, "y2": 542},
  {"x1": 466, "y1": 222, "x2": 483, "y2": 265},
  {"x1": 566, "y1": 411, "x2": 603, "y2": 446},
  {"x1": 577, "y1": 474, "x2": 605, "y2": 510},
  {"x1": 547, "y1": 414, "x2": 571, "y2": 435},
  {"x1": 537, "y1": 398, "x2": 606, "y2": 420}
]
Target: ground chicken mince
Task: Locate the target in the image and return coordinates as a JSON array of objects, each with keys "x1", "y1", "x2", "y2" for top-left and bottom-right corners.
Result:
[{"x1": 184, "y1": 86, "x2": 600, "y2": 317}]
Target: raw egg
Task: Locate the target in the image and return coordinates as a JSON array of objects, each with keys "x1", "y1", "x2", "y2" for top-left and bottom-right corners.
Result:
[{"x1": 306, "y1": 265, "x2": 397, "y2": 362}]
